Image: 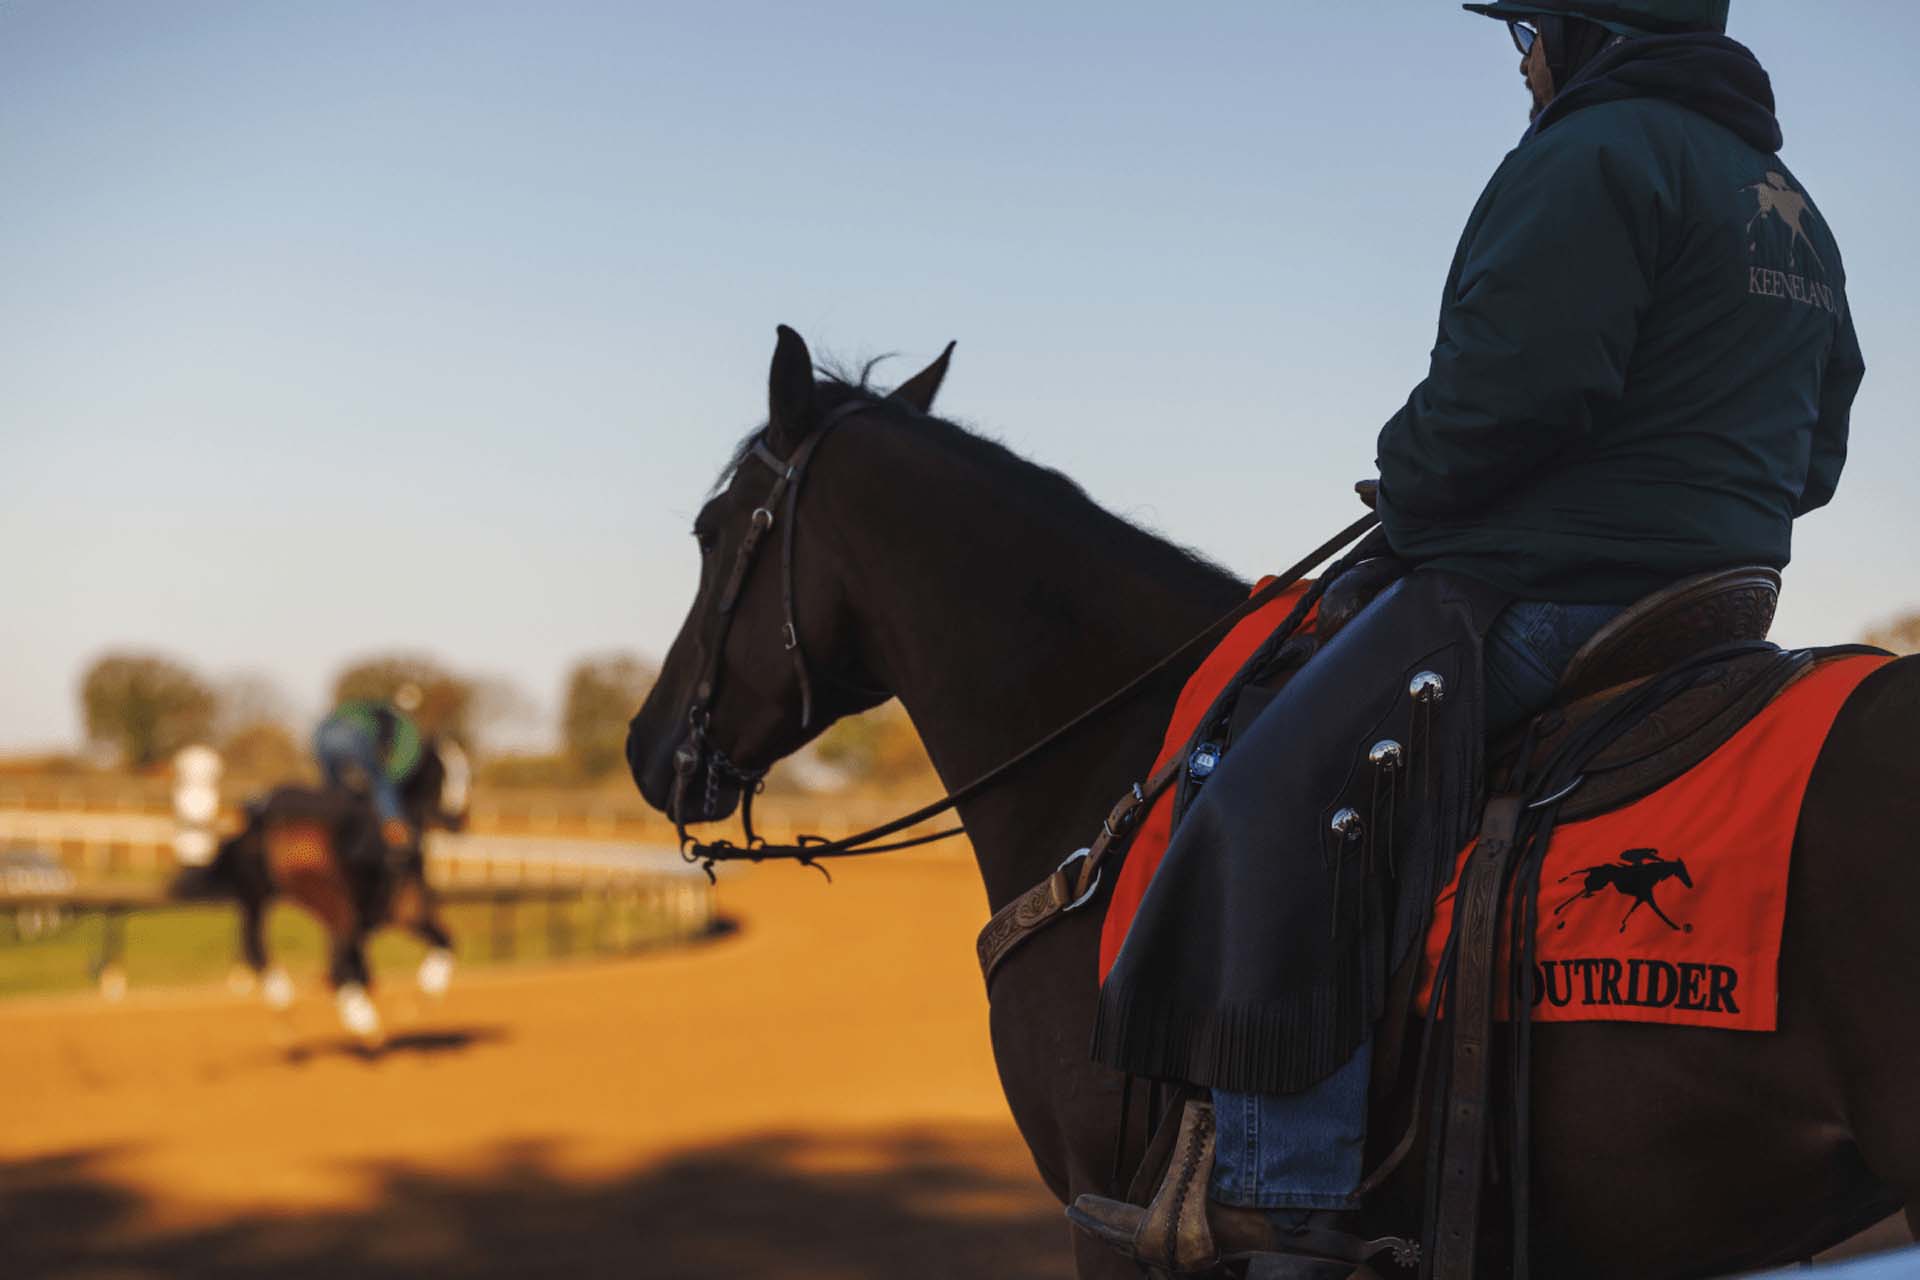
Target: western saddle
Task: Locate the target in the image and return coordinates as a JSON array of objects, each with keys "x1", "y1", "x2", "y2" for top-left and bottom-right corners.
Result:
[
  {"x1": 1503, "y1": 566, "x2": 1799, "y2": 822},
  {"x1": 1556, "y1": 565, "x2": 1784, "y2": 701}
]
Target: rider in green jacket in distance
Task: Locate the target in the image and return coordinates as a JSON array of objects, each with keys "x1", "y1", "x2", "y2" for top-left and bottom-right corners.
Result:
[{"x1": 312, "y1": 684, "x2": 427, "y2": 859}]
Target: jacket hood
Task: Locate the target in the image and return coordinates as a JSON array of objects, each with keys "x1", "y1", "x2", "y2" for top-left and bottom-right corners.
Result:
[{"x1": 1533, "y1": 32, "x2": 1782, "y2": 153}]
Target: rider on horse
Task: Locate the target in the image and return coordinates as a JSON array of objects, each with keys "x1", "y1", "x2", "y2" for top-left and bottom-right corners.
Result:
[
  {"x1": 1073, "y1": 1, "x2": 1862, "y2": 1272},
  {"x1": 313, "y1": 683, "x2": 428, "y2": 861}
]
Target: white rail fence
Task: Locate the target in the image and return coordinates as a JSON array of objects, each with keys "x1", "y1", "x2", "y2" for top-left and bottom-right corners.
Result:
[{"x1": 0, "y1": 808, "x2": 704, "y2": 888}]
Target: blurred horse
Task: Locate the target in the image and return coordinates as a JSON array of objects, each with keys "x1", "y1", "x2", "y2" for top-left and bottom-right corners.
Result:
[
  {"x1": 626, "y1": 326, "x2": 1920, "y2": 1279},
  {"x1": 180, "y1": 740, "x2": 470, "y2": 1042}
]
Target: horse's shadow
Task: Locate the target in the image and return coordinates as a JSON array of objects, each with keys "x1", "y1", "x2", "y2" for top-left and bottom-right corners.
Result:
[{"x1": 280, "y1": 1025, "x2": 512, "y2": 1065}]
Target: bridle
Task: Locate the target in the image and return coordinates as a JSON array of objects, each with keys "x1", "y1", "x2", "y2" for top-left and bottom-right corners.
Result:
[
  {"x1": 669, "y1": 398, "x2": 880, "y2": 854},
  {"x1": 669, "y1": 394, "x2": 1381, "y2": 891}
]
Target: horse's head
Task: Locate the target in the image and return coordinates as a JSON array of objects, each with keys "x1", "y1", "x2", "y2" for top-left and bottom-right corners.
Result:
[
  {"x1": 1671, "y1": 858, "x2": 1694, "y2": 889},
  {"x1": 402, "y1": 738, "x2": 471, "y2": 832},
  {"x1": 627, "y1": 325, "x2": 953, "y2": 826}
]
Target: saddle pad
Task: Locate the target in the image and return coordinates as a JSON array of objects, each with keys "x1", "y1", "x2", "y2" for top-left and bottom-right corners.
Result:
[
  {"x1": 264, "y1": 821, "x2": 357, "y2": 934},
  {"x1": 1098, "y1": 578, "x2": 1315, "y2": 980},
  {"x1": 1417, "y1": 653, "x2": 1890, "y2": 1031}
]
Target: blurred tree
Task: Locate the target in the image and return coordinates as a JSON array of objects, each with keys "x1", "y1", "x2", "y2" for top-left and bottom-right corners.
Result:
[
  {"x1": 213, "y1": 673, "x2": 296, "y2": 741},
  {"x1": 812, "y1": 702, "x2": 933, "y2": 787},
  {"x1": 222, "y1": 722, "x2": 305, "y2": 779},
  {"x1": 80, "y1": 653, "x2": 216, "y2": 768},
  {"x1": 332, "y1": 655, "x2": 474, "y2": 742},
  {"x1": 562, "y1": 653, "x2": 658, "y2": 778},
  {"x1": 1863, "y1": 610, "x2": 1920, "y2": 656},
  {"x1": 212, "y1": 673, "x2": 304, "y2": 780},
  {"x1": 468, "y1": 675, "x2": 540, "y2": 756}
]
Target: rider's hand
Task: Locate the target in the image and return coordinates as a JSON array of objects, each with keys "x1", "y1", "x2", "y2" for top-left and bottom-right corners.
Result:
[{"x1": 1355, "y1": 479, "x2": 1380, "y2": 510}]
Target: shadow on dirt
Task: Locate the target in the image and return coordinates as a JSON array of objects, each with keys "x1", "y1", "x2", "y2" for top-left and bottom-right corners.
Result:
[
  {"x1": 0, "y1": 1125, "x2": 1074, "y2": 1279},
  {"x1": 278, "y1": 1025, "x2": 514, "y2": 1065}
]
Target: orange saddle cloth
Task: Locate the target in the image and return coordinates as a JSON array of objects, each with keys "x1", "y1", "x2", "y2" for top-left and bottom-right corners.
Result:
[{"x1": 1418, "y1": 652, "x2": 1888, "y2": 1031}]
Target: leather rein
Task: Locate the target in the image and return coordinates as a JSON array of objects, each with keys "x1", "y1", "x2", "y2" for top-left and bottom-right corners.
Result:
[{"x1": 671, "y1": 399, "x2": 1380, "y2": 958}]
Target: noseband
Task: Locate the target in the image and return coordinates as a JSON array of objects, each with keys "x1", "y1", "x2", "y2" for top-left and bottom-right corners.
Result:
[{"x1": 670, "y1": 398, "x2": 876, "y2": 849}]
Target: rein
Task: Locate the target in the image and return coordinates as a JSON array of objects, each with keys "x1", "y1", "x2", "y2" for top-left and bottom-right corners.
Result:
[{"x1": 674, "y1": 418, "x2": 1380, "y2": 881}]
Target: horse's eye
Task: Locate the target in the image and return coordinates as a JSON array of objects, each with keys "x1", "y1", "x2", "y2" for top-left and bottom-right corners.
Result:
[{"x1": 694, "y1": 528, "x2": 717, "y2": 555}]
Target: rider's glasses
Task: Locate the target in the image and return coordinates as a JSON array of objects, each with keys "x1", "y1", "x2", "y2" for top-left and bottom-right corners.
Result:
[{"x1": 1509, "y1": 20, "x2": 1538, "y2": 56}]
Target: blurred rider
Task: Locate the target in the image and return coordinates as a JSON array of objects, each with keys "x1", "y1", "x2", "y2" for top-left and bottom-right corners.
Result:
[{"x1": 313, "y1": 682, "x2": 426, "y2": 857}]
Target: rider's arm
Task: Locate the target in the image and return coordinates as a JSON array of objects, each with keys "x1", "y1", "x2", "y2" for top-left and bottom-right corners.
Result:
[
  {"x1": 1793, "y1": 300, "x2": 1861, "y2": 517},
  {"x1": 1375, "y1": 123, "x2": 1660, "y2": 524}
]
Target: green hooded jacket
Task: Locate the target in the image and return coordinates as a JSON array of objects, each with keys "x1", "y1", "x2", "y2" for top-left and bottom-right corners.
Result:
[
  {"x1": 328, "y1": 700, "x2": 424, "y2": 784},
  {"x1": 1374, "y1": 34, "x2": 1862, "y2": 603}
]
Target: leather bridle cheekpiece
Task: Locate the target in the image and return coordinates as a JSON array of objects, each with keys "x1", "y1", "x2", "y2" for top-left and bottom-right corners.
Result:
[{"x1": 669, "y1": 398, "x2": 875, "y2": 859}]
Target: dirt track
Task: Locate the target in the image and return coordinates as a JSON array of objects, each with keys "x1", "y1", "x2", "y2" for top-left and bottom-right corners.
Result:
[{"x1": 0, "y1": 851, "x2": 1075, "y2": 1279}]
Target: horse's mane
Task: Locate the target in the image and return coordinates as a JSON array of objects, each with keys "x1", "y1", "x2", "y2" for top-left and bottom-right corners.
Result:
[{"x1": 713, "y1": 360, "x2": 1243, "y2": 592}]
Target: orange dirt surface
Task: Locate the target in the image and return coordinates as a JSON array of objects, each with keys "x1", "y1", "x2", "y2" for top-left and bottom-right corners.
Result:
[{"x1": 0, "y1": 849, "x2": 1077, "y2": 1279}]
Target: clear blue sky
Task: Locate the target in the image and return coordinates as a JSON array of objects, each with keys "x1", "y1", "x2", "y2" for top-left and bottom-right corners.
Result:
[{"x1": 4, "y1": 1, "x2": 1916, "y2": 751}]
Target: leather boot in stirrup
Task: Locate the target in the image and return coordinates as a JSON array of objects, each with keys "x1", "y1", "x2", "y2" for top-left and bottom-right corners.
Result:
[{"x1": 1065, "y1": 1100, "x2": 1419, "y2": 1278}]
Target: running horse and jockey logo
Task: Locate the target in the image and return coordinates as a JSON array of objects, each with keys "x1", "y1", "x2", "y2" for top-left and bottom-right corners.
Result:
[
  {"x1": 1554, "y1": 847, "x2": 1695, "y2": 935},
  {"x1": 1745, "y1": 172, "x2": 1824, "y2": 273}
]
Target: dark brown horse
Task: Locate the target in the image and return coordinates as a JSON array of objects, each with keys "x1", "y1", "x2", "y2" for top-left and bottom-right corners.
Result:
[
  {"x1": 181, "y1": 741, "x2": 468, "y2": 1041},
  {"x1": 626, "y1": 326, "x2": 1920, "y2": 1278}
]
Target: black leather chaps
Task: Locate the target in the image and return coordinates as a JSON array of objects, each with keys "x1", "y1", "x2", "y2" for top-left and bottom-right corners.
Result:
[{"x1": 1091, "y1": 569, "x2": 1510, "y2": 1095}]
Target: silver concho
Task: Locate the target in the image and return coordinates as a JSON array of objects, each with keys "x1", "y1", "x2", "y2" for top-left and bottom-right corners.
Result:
[
  {"x1": 1330, "y1": 807, "x2": 1365, "y2": 842},
  {"x1": 1188, "y1": 742, "x2": 1222, "y2": 781},
  {"x1": 1368, "y1": 739, "x2": 1404, "y2": 769},
  {"x1": 1408, "y1": 671, "x2": 1446, "y2": 704}
]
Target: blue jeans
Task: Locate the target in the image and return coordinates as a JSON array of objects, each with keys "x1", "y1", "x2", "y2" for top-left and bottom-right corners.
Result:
[
  {"x1": 1210, "y1": 599, "x2": 1623, "y2": 1210},
  {"x1": 1481, "y1": 600, "x2": 1626, "y2": 740},
  {"x1": 313, "y1": 719, "x2": 406, "y2": 827}
]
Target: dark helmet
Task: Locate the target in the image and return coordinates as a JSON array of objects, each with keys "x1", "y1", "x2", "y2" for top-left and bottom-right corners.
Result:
[{"x1": 1461, "y1": 0, "x2": 1728, "y2": 37}]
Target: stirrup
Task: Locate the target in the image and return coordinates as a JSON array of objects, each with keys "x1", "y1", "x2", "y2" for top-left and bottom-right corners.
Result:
[{"x1": 1068, "y1": 1099, "x2": 1419, "y2": 1278}]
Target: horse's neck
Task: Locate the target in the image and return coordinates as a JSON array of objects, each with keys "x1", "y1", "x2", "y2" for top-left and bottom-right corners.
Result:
[{"x1": 820, "y1": 424, "x2": 1245, "y2": 909}]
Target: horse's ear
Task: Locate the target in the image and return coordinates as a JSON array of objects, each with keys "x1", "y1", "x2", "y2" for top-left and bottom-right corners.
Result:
[
  {"x1": 767, "y1": 324, "x2": 815, "y2": 453},
  {"x1": 889, "y1": 341, "x2": 956, "y2": 415}
]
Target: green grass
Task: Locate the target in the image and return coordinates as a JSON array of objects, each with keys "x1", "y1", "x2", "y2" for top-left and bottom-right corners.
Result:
[{"x1": 0, "y1": 893, "x2": 691, "y2": 999}]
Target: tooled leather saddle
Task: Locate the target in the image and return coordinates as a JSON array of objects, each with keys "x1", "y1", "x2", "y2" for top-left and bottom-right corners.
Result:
[{"x1": 1495, "y1": 566, "x2": 1798, "y2": 819}]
